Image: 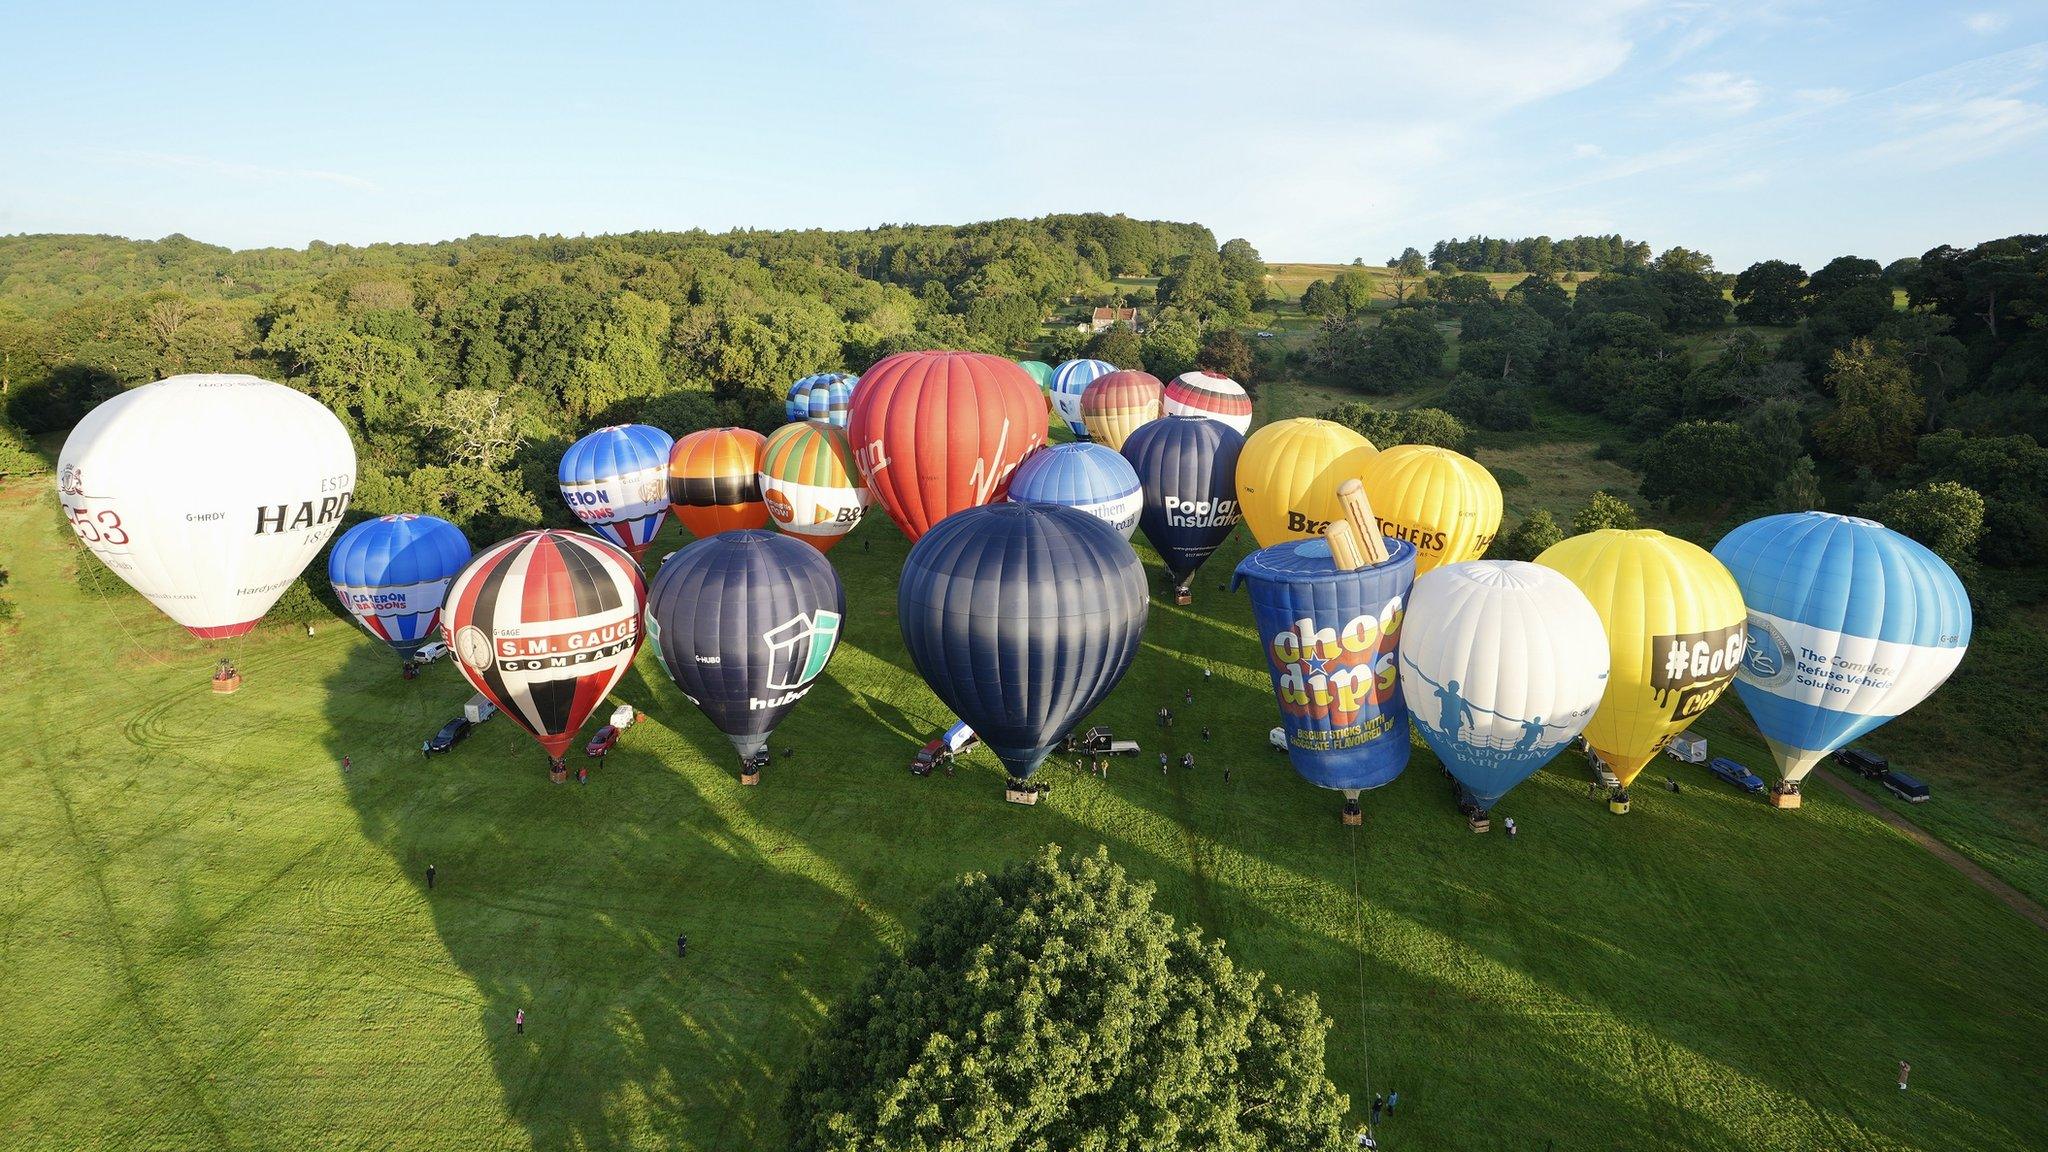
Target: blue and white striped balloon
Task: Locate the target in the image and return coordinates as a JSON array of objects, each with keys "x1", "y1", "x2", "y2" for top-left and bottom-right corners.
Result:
[
  {"x1": 558, "y1": 423, "x2": 675, "y2": 555},
  {"x1": 785, "y1": 372, "x2": 858, "y2": 427},
  {"x1": 1712, "y1": 512, "x2": 1971, "y2": 789},
  {"x1": 328, "y1": 514, "x2": 472, "y2": 661},
  {"x1": 1006, "y1": 442, "x2": 1143, "y2": 539},
  {"x1": 1048, "y1": 359, "x2": 1114, "y2": 438}
]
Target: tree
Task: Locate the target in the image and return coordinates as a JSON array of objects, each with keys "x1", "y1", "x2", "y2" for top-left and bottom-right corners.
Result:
[
  {"x1": 1329, "y1": 268, "x2": 1377, "y2": 315},
  {"x1": 1308, "y1": 311, "x2": 1445, "y2": 392},
  {"x1": 1299, "y1": 279, "x2": 1341, "y2": 318},
  {"x1": 1140, "y1": 318, "x2": 1202, "y2": 382},
  {"x1": 1218, "y1": 238, "x2": 1266, "y2": 302},
  {"x1": 1651, "y1": 249, "x2": 1729, "y2": 333},
  {"x1": 1639, "y1": 421, "x2": 1757, "y2": 509},
  {"x1": 1861, "y1": 481, "x2": 1984, "y2": 567},
  {"x1": 1732, "y1": 260, "x2": 1807, "y2": 325},
  {"x1": 1197, "y1": 328, "x2": 1254, "y2": 384},
  {"x1": 1815, "y1": 338, "x2": 1924, "y2": 473},
  {"x1": 1083, "y1": 322, "x2": 1144, "y2": 370},
  {"x1": 1572, "y1": 491, "x2": 1639, "y2": 533},
  {"x1": 1320, "y1": 402, "x2": 1468, "y2": 450},
  {"x1": 1496, "y1": 508, "x2": 1564, "y2": 560},
  {"x1": 1390, "y1": 247, "x2": 1428, "y2": 277},
  {"x1": 1457, "y1": 303, "x2": 1553, "y2": 381},
  {"x1": 1504, "y1": 274, "x2": 1570, "y2": 325},
  {"x1": 782, "y1": 846, "x2": 1350, "y2": 1152},
  {"x1": 1806, "y1": 255, "x2": 1884, "y2": 307}
]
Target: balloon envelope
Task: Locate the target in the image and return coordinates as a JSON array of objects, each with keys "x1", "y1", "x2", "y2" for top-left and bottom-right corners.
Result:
[
  {"x1": 1235, "y1": 418, "x2": 1374, "y2": 547},
  {"x1": 328, "y1": 514, "x2": 473, "y2": 660},
  {"x1": 1017, "y1": 360, "x2": 1054, "y2": 390},
  {"x1": 1163, "y1": 371, "x2": 1253, "y2": 436},
  {"x1": 442, "y1": 530, "x2": 646, "y2": 763},
  {"x1": 1080, "y1": 370, "x2": 1164, "y2": 451},
  {"x1": 1536, "y1": 529, "x2": 1746, "y2": 787},
  {"x1": 847, "y1": 350, "x2": 1046, "y2": 543},
  {"x1": 1234, "y1": 538, "x2": 1416, "y2": 793},
  {"x1": 646, "y1": 530, "x2": 846, "y2": 761},
  {"x1": 1122, "y1": 415, "x2": 1244, "y2": 586},
  {"x1": 1360, "y1": 445, "x2": 1502, "y2": 576},
  {"x1": 898, "y1": 503, "x2": 1149, "y2": 779},
  {"x1": 57, "y1": 373, "x2": 356, "y2": 638},
  {"x1": 1712, "y1": 512, "x2": 1971, "y2": 785},
  {"x1": 1399, "y1": 561, "x2": 1609, "y2": 808},
  {"x1": 668, "y1": 427, "x2": 769, "y2": 539},
  {"x1": 785, "y1": 372, "x2": 858, "y2": 427},
  {"x1": 559, "y1": 423, "x2": 675, "y2": 555},
  {"x1": 759, "y1": 420, "x2": 871, "y2": 553},
  {"x1": 1048, "y1": 359, "x2": 1114, "y2": 437},
  {"x1": 1006, "y1": 443, "x2": 1143, "y2": 539}
]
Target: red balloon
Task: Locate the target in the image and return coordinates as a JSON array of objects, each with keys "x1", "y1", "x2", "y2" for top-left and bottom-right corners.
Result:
[
  {"x1": 847, "y1": 350, "x2": 1048, "y2": 541},
  {"x1": 442, "y1": 530, "x2": 646, "y2": 767}
]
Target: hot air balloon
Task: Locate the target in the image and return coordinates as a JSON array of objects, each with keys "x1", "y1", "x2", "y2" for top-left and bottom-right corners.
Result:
[
  {"x1": 1121, "y1": 415, "x2": 1244, "y2": 600},
  {"x1": 1017, "y1": 360, "x2": 1054, "y2": 391},
  {"x1": 1712, "y1": 512, "x2": 1971, "y2": 806},
  {"x1": 57, "y1": 373, "x2": 356, "y2": 639},
  {"x1": 1536, "y1": 529, "x2": 1746, "y2": 811},
  {"x1": 645, "y1": 530, "x2": 845, "y2": 772},
  {"x1": 1399, "y1": 561, "x2": 1609, "y2": 816},
  {"x1": 1005, "y1": 443, "x2": 1143, "y2": 539},
  {"x1": 898, "y1": 503, "x2": 1149, "y2": 785},
  {"x1": 1235, "y1": 418, "x2": 1374, "y2": 547},
  {"x1": 1359, "y1": 445, "x2": 1503, "y2": 576},
  {"x1": 558, "y1": 423, "x2": 675, "y2": 556},
  {"x1": 1163, "y1": 370, "x2": 1253, "y2": 436},
  {"x1": 1079, "y1": 370, "x2": 1163, "y2": 451},
  {"x1": 328, "y1": 514, "x2": 472, "y2": 664},
  {"x1": 1048, "y1": 358, "x2": 1114, "y2": 438},
  {"x1": 442, "y1": 530, "x2": 646, "y2": 776},
  {"x1": 785, "y1": 372, "x2": 859, "y2": 427},
  {"x1": 758, "y1": 420, "x2": 871, "y2": 553},
  {"x1": 668, "y1": 427, "x2": 769, "y2": 539},
  {"x1": 847, "y1": 350, "x2": 1046, "y2": 543},
  {"x1": 1234, "y1": 536, "x2": 1417, "y2": 820}
]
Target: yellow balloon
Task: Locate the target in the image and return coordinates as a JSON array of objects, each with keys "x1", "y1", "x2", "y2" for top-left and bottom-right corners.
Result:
[
  {"x1": 1535, "y1": 529, "x2": 1747, "y2": 788},
  {"x1": 1359, "y1": 445, "x2": 1503, "y2": 575},
  {"x1": 1235, "y1": 418, "x2": 1375, "y2": 546}
]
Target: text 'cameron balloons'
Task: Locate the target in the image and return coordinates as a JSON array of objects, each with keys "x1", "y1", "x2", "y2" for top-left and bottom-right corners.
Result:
[
  {"x1": 1048, "y1": 358, "x2": 1113, "y2": 437},
  {"x1": 668, "y1": 427, "x2": 768, "y2": 539},
  {"x1": 1164, "y1": 371, "x2": 1253, "y2": 436},
  {"x1": 848, "y1": 350, "x2": 1046, "y2": 543},
  {"x1": 1234, "y1": 538, "x2": 1417, "y2": 800},
  {"x1": 1712, "y1": 512, "x2": 1970, "y2": 791},
  {"x1": 559, "y1": 423, "x2": 675, "y2": 555},
  {"x1": 1360, "y1": 445, "x2": 1503, "y2": 576},
  {"x1": 759, "y1": 420, "x2": 871, "y2": 554},
  {"x1": 1235, "y1": 418, "x2": 1374, "y2": 547},
  {"x1": 786, "y1": 372, "x2": 858, "y2": 427},
  {"x1": 1017, "y1": 360, "x2": 1054, "y2": 391},
  {"x1": 443, "y1": 531, "x2": 646, "y2": 768},
  {"x1": 1399, "y1": 562, "x2": 1609, "y2": 811},
  {"x1": 328, "y1": 514, "x2": 472, "y2": 661},
  {"x1": 1080, "y1": 370, "x2": 1164, "y2": 451},
  {"x1": 646, "y1": 530, "x2": 846, "y2": 763},
  {"x1": 1006, "y1": 443, "x2": 1143, "y2": 539},
  {"x1": 1537, "y1": 529, "x2": 1746, "y2": 792},
  {"x1": 57, "y1": 373, "x2": 356, "y2": 639},
  {"x1": 1122, "y1": 415, "x2": 1244, "y2": 588},
  {"x1": 898, "y1": 503, "x2": 1149, "y2": 781}
]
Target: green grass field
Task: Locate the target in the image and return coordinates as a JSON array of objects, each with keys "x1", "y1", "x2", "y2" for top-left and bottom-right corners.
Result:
[{"x1": 4, "y1": 386, "x2": 2046, "y2": 1151}]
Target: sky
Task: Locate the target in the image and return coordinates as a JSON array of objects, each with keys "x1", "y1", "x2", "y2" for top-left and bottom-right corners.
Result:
[{"x1": 2, "y1": 1, "x2": 2045, "y2": 269}]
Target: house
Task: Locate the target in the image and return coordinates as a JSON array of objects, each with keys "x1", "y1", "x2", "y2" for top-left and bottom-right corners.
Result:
[{"x1": 1082, "y1": 306, "x2": 1142, "y2": 335}]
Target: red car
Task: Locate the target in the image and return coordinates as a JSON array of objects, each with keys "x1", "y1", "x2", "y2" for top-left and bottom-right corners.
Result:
[{"x1": 585, "y1": 725, "x2": 619, "y2": 757}]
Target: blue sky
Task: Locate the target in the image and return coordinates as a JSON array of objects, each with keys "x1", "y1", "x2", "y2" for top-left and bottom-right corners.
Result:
[{"x1": 2, "y1": 2, "x2": 2044, "y2": 268}]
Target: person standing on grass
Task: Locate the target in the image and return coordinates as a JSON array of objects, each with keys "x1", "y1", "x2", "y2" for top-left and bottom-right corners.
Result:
[
  {"x1": 1183, "y1": 689, "x2": 1192, "y2": 705},
  {"x1": 1387, "y1": 1090, "x2": 1398, "y2": 1115},
  {"x1": 678, "y1": 933, "x2": 689, "y2": 959},
  {"x1": 1898, "y1": 1060, "x2": 1910, "y2": 1090},
  {"x1": 1371, "y1": 1094, "x2": 1384, "y2": 1122},
  {"x1": 1203, "y1": 666, "x2": 1212, "y2": 682},
  {"x1": 1160, "y1": 753, "x2": 1168, "y2": 776},
  {"x1": 1505, "y1": 817, "x2": 1517, "y2": 838},
  {"x1": 426, "y1": 863, "x2": 436, "y2": 890},
  {"x1": 1224, "y1": 765, "x2": 1231, "y2": 784},
  {"x1": 515, "y1": 1008, "x2": 525, "y2": 1035},
  {"x1": 342, "y1": 756, "x2": 351, "y2": 772},
  {"x1": 1201, "y1": 726, "x2": 1211, "y2": 742}
]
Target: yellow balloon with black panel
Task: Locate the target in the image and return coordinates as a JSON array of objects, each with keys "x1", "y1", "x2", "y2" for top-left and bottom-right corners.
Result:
[
  {"x1": 1358, "y1": 445, "x2": 1503, "y2": 575},
  {"x1": 1235, "y1": 418, "x2": 1376, "y2": 547}
]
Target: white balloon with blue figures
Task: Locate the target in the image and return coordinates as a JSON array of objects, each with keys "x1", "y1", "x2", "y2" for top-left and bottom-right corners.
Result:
[
  {"x1": 1712, "y1": 511, "x2": 1970, "y2": 789},
  {"x1": 1398, "y1": 561, "x2": 1610, "y2": 811}
]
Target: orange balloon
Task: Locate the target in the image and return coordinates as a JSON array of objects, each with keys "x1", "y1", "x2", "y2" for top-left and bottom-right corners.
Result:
[{"x1": 667, "y1": 427, "x2": 769, "y2": 538}]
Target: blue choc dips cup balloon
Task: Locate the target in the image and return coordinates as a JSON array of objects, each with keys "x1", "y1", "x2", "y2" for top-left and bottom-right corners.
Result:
[{"x1": 1233, "y1": 536, "x2": 1418, "y2": 819}]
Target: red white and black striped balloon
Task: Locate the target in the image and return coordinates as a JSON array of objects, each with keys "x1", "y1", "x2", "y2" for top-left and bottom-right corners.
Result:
[
  {"x1": 441, "y1": 530, "x2": 646, "y2": 765},
  {"x1": 1163, "y1": 371, "x2": 1253, "y2": 436}
]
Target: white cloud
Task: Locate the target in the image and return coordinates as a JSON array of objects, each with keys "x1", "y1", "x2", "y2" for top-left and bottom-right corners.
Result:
[
  {"x1": 1573, "y1": 143, "x2": 1608, "y2": 159},
  {"x1": 1660, "y1": 71, "x2": 1765, "y2": 114},
  {"x1": 1862, "y1": 95, "x2": 2048, "y2": 167},
  {"x1": 1964, "y1": 12, "x2": 2010, "y2": 34},
  {"x1": 1793, "y1": 87, "x2": 1854, "y2": 106}
]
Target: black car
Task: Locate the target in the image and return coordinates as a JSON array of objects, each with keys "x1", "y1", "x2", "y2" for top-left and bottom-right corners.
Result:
[
  {"x1": 424, "y1": 717, "x2": 472, "y2": 756},
  {"x1": 1835, "y1": 747, "x2": 1888, "y2": 778},
  {"x1": 1881, "y1": 770, "x2": 1931, "y2": 803}
]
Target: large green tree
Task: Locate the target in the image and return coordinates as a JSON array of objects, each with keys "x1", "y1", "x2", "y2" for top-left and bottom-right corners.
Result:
[
  {"x1": 1815, "y1": 338, "x2": 1924, "y2": 473},
  {"x1": 1732, "y1": 260, "x2": 1807, "y2": 325},
  {"x1": 782, "y1": 846, "x2": 1351, "y2": 1152}
]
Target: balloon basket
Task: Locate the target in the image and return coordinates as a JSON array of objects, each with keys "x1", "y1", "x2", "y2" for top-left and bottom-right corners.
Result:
[
  {"x1": 740, "y1": 768, "x2": 761, "y2": 787},
  {"x1": 1341, "y1": 801, "x2": 1363, "y2": 827},
  {"x1": 1005, "y1": 783, "x2": 1041, "y2": 806},
  {"x1": 1769, "y1": 789, "x2": 1803, "y2": 809},
  {"x1": 1468, "y1": 815, "x2": 1491, "y2": 834},
  {"x1": 1173, "y1": 583, "x2": 1193, "y2": 606},
  {"x1": 550, "y1": 766, "x2": 568, "y2": 784},
  {"x1": 1607, "y1": 795, "x2": 1631, "y2": 815},
  {"x1": 211, "y1": 673, "x2": 241, "y2": 694}
]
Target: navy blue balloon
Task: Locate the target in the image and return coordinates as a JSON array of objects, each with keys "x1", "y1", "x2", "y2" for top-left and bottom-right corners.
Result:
[
  {"x1": 1122, "y1": 415, "x2": 1245, "y2": 586},
  {"x1": 646, "y1": 530, "x2": 845, "y2": 762},
  {"x1": 898, "y1": 503, "x2": 1149, "y2": 780}
]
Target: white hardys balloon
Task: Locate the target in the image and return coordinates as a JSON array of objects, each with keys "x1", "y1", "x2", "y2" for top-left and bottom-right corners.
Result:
[{"x1": 57, "y1": 374, "x2": 357, "y2": 638}]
